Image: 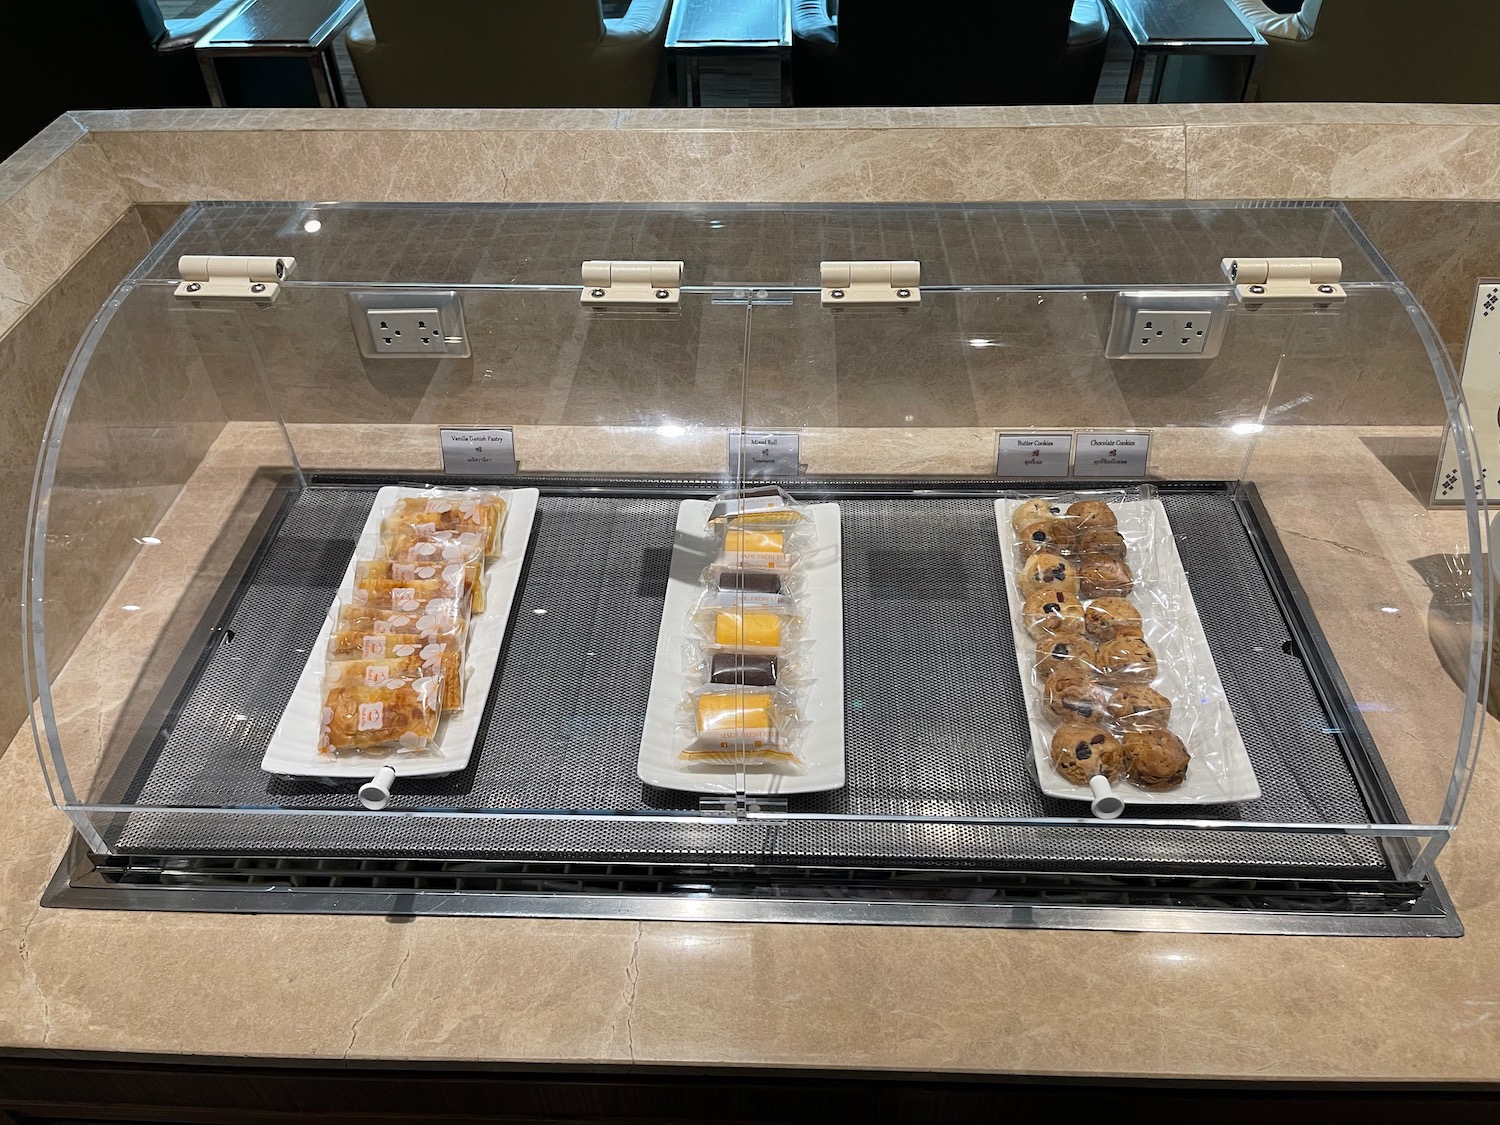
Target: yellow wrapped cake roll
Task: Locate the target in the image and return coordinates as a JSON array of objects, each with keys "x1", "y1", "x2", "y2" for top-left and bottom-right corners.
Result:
[{"x1": 714, "y1": 609, "x2": 783, "y2": 652}]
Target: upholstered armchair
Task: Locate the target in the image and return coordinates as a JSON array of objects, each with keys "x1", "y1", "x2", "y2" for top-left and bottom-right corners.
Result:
[
  {"x1": 347, "y1": 0, "x2": 671, "y2": 108},
  {"x1": 792, "y1": 0, "x2": 1108, "y2": 106},
  {"x1": 1251, "y1": 0, "x2": 1500, "y2": 102}
]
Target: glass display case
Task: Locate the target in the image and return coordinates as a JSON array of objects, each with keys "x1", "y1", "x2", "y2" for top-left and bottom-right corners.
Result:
[{"x1": 27, "y1": 200, "x2": 1489, "y2": 933}]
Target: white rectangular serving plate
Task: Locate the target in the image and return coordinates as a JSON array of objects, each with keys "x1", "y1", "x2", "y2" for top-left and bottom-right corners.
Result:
[
  {"x1": 995, "y1": 498, "x2": 1260, "y2": 807},
  {"x1": 638, "y1": 501, "x2": 845, "y2": 795},
  {"x1": 261, "y1": 486, "x2": 539, "y2": 780}
]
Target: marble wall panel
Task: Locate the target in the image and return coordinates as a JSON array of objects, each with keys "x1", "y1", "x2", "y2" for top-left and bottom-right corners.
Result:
[
  {"x1": 89, "y1": 123, "x2": 1187, "y2": 205},
  {"x1": 1186, "y1": 123, "x2": 1500, "y2": 201},
  {"x1": 0, "y1": 116, "x2": 87, "y2": 203},
  {"x1": 0, "y1": 137, "x2": 132, "y2": 318},
  {"x1": 0, "y1": 212, "x2": 158, "y2": 760}
]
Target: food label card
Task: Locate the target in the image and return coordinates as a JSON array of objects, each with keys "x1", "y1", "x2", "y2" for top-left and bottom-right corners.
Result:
[
  {"x1": 1073, "y1": 431, "x2": 1151, "y2": 478},
  {"x1": 996, "y1": 432, "x2": 1073, "y2": 476}
]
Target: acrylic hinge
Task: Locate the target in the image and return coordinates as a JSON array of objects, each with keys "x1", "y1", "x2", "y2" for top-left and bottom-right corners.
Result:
[
  {"x1": 1220, "y1": 256, "x2": 1344, "y2": 308},
  {"x1": 820, "y1": 260, "x2": 920, "y2": 307},
  {"x1": 175, "y1": 255, "x2": 295, "y2": 301},
  {"x1": 581, "y1": 260, "x2": 683, "y2": 306}
]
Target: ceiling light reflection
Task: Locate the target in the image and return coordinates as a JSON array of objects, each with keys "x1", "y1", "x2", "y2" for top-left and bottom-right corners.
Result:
[{"x1": 1230, "y1": 422, "x2": 1265, "y2": 435}]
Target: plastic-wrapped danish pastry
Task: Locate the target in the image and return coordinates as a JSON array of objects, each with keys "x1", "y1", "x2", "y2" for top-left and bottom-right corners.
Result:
[
  {"x1": 336, "y1": 601, "x2": 468, "y2": 650},
  {"x1": 380, "y1": 488, "x2": 509, "y2": 556},
  {"x1": 326, "y1": 639, "x2": 465, "y2": 712},
  {"x1": 318, "y1": 663, "x2": 443, "y2": 756},
  {"x1": 354, "y1": 557, "x2": 484, "y2": 614},
  {"x1": 378, "y1": 530, "x2": 489, "y2": 611},
  {"x1": 351, "y1": 573, "x2": 470, "y2": 615}
]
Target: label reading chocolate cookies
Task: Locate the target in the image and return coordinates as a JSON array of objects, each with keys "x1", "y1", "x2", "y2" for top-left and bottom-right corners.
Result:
[{"x1": 1072, "y1": 431, "x2": 1150, "y2": 478}]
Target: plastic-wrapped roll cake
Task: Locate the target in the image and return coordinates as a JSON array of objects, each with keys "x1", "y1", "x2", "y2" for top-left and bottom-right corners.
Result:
[{"x1": 676, "y1": 486, "x2": 815, "y2": 768}]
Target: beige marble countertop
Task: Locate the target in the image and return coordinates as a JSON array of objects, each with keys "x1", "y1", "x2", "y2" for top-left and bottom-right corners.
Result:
[{"x1": 4, "y1": 421, "x2": 1500, "y2": 1081}]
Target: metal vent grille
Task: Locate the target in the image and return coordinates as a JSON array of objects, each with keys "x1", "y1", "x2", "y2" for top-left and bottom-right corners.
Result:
[{"x1": 109, "y1": 481, "x2": 1391, "y2": 877}]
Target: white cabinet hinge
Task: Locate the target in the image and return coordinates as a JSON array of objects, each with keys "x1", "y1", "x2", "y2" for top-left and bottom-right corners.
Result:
[
  {"x1": 1221, "y1": 256, "x2": 1344, "y2": 308},
  {"x1": 581, "y1": 260, "x2": 683, "y2": 306},
  {"x1": 820, "y1": 260, "x2": 920, "y2": 307},
  {"x1": 175, "y1": 255, "x2": 295, "y2": 301}
]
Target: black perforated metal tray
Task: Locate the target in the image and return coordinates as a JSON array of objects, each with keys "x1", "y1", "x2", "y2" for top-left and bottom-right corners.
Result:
[{"x1": 94, "y1": 476, "x2": 1407, "y2": 879}]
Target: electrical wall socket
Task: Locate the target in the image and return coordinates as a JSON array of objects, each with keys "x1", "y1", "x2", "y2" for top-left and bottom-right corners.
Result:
[
  {"x1": 348, "y1": 290, "x2": 470, "y2": 359},
  {"x1": 1129, "y1": 309, "x2": 1214, "y2": 355},
  {"x1": 1106, "y1": 290, "x2": 1230, "y2": 360},
  {"x1": 367, "y1": 308, "x2": 444, "y2": 353}
]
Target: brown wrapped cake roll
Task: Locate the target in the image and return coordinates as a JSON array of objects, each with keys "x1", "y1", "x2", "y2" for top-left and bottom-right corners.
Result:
[
  {"x1": 1022, "y1": 589, "x2": 1086, "y2": 638},
  {"x1": 1017, "y1": 518, "x2": 1078, "y2": 558},
  {"x1": 1096, "y1": 635, "x2": 1158, "y2": 684},
  {"x1": 1079, "y1": 556, "x2": 1133, "y2": 598},
  {"x1": 1035, "y1": 635, "x2": 1097, "y2": 681},
  {"x1": 1010, "y1": 497, "x2": 1063, "y2": 534},
  {"x1": 1077, "y1": 528, "x2": 1126, "y2": 559},
  {"x1": 1050, "y1": 723, "x2": 1125, "y2": 784},
  {"x1": 1123, "y1": 729, "x2": 1190, "y2": 790},
  {"x1": 1066, "y1": 500, "x2": 1117, "y2": 531},
  {"x1": 1084, "y1": 597, "x2": 1143, "y2": 643},
  {"x1": 1107, "y1": 685, "x2": 1173, "y2": 731},
  {"x1": 1043, "y1": 669, "x2": 1111, "y2": 725},
  {"x1": 1019, "y1": 552, "x2": 1080, "y2": 598}
]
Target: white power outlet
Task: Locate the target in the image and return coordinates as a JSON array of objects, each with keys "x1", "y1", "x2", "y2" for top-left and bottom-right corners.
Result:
[
  {"x1": 1129, "y1": 309, "x2": 1214, "y2": 355},
  {"x1": 367, "y1": 308, "x2": 445, "y2": 353},
  {"x1": 1106, "y1": 290, "x2": 1230, "y2": 360},
  {"x1": 348, "y1": 290, "x2": 470, "y2": 359}
]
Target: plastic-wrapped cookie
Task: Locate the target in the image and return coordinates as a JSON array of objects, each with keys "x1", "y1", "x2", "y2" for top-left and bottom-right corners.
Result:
[
  {"x1": 1079, "y1": 555, "x2": 1134, "y2": 598},
  {"x1": 1066, "y1": 500, "x2": 1118, "y2": 531},
  {"x1": 1096, "y1": 635, "x2": 1158, "y2": 684},
  {"x1": 1017, "y1": 518, "x2": 1078, "y2": 558},
  {"x1": 1022, "y1": 589, "x2": 1086, "y2": 638},
  {"x1": 1084, "y1": 596, "x2": 1143, "y2": 643},
  {"x1": 1050, "y1": 723, "x2": 1125, "y2": 784},
  {"x1": 1043, "y1": 669, "x2": 1111, "y2": 725},
  {"x1": 1034, "y1": 635, "x2": 1096, "y2": 681},
  {"x1": 1019, "y1": 552, "x2": 1080, "y2": 598},
  {"x1": 1010, "y1": 497, "x2": 1063, "y2": 534},
  {"x1": 1107, "y1": 685, "x2": 1172, "y2": 731},
  {"x1": 1123, "y1": 729, "x2": 1190, "y2": 790},
  {"x1": 1078, "y1": 528, "x2": 1126, "y2": 559}
]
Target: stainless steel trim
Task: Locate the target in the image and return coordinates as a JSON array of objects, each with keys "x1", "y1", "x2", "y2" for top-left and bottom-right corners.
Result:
[{"x1": 44, "y1": 853, "x2": 1460, "y2": 938}]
